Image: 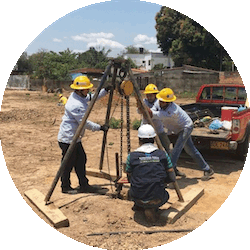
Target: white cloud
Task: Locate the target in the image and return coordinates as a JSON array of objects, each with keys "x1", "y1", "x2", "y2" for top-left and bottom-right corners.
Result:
[
  {"x1": 134, "y1": 34, "x2": 157, "y2": 45},
  {"x1": 149, "y1": 48, "x2": 162, "y2": 53},
  {"x1": 71, "y1": 32, "x2": 124, "y2": 50},
  {"x1": 72, "y1": 32, "x2": 114, "y2": 42},
  {"x1": 72, "y1": 49, "x2": 86, "y2": 53},
  {"x1": 87, "y1": 38, "x2": 125, "y2": 49},
  {"x1": 53, "y1": 38, "x2": 62, "y2": 42}
]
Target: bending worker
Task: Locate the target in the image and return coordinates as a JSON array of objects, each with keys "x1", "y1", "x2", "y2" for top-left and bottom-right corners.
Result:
[
  {"x1": 149, "y1": 88, "x2": 214, "y2": 181},
  {"x1": 138, "y1": 83, "x2": 171, "y2": 154},
  {"x1": 58, "y1": 94, "x2": 68, "y2": 106},
  {"x1": 126, "y1": 124, "x2": 176, "y2": 223},
  {"x1": 58, "y1": 75, "x2": 110, "y2": 194}
]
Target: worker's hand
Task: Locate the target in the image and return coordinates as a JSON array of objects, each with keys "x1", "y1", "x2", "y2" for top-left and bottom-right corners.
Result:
[
  {"x1": 100, "y1": 124, "x2": 109, "y2": 132},
  {"x1": 165, "y1": 168, "x2": 176, "y2": 183},
  {"x1": 104, "y1": 85, "x2": 114, "y2": 92},
  {"x1": 147, "y1": 107, "x2": 153, "y2": 118}
]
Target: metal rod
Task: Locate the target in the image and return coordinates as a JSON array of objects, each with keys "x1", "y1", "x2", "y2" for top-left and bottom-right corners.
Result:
[
  {"x1": 115, "y1": 152, "x2": 119, "y2": 179},
  {"x1": 44, "y1": 61, "x2": 113, "y2": 203},
  {"x1": 127, "y1": 67, "x2": 185, "y2": 202},
  {"x1": 87, "y1": 228, "x2": 193, "y2": 236}
]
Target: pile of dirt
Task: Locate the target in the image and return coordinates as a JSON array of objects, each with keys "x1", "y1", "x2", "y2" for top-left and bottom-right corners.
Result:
[{"x1": 0, "y1": 108, "x2": 40, "y2": 122}]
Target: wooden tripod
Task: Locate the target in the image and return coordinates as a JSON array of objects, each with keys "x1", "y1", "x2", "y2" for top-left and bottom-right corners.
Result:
[{"x1": 44, "y1": 59, "x2": 184, "y2": 203}]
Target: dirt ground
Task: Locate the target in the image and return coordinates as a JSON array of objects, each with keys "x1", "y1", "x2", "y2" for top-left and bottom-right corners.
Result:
[{"x1": 0, "y1": 89, "x2": 245, "y2": 250}]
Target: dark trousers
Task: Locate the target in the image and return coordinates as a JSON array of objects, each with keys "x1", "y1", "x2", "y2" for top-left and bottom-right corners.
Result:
[{"x1": 58, "y1": 141, "x2": 89, "y2": 189}]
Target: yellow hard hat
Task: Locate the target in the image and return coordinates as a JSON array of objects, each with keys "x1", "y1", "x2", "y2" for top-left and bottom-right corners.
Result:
[
  {"x1": 156, "y1": 88, "x2": 176, "y2": 102},
  {"x1": 70, "y1": 76, "x2": 93, "y2": 90},
  {"x1": 59, "y1": 94, "x2": 63, "y2": 98},
  {"x1": 144, "y1": 84, "x2": 159, "y2": 94}
]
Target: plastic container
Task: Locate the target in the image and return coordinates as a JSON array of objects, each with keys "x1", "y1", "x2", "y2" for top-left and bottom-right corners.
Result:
[{"x1": 221, "y1": 107, "x2": 238, "y2": 121}]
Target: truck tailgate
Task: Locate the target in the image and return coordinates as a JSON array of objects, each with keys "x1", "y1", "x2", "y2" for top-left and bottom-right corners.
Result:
[{"x1": 192, "y1": 127, "x2": 230, "y2": 140}]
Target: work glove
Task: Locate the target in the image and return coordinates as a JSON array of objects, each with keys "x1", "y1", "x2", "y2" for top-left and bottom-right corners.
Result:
[
  {"x1": 165, "y1": 169, "x2": 176, "y2": 184},
  {"x1": 104, "y1": 85, "x2": 114, "y2": 92},
  {"x1": 100, "y1": 124, "x2": 109, "y2": 132}
]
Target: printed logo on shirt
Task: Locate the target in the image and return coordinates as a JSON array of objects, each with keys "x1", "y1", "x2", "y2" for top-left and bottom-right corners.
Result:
[{"x1": 139, "y1": 155, "x2": 160, "y2": 163}]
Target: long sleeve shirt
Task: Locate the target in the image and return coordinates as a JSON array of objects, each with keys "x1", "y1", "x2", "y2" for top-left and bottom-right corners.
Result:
[
  {"x1": 138, "y1": 98, "x2": 164, "y2": 134},
  {"x1": 151, "y1": 102, "x2": 193, "y2": 135},
  {"x1": 58, "y1": 89, "x2": 107, "y2": 144}
]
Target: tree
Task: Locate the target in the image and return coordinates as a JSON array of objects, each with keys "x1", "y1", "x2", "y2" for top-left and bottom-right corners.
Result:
[
  {"x1": 29, "y1": 49, "x2": 76, "y2": 81},
  {"x1": 155, "y1": 7, "x2": 232, "y2": 71},
  {"x1": 16, "y1": 52, "x2": 33, "y2": 73},
  {"x1": 124, "y1": 46, "x2": 149, "y2": 54},
  {"x1": 76, "y1": 47, "x2": 111, "y2": 69}
]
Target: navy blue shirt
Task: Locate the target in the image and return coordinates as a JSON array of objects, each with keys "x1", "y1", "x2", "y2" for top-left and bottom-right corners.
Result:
[{"x1": 126, "y1": 143, "x2": 172, "y2": 202}]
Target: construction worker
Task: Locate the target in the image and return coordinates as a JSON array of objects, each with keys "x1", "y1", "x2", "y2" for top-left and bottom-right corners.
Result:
[
  {"x1": 58, "y1": 75, "x2": 111, "y2": 194},
  {"x1": 58, "y1": 94, "x2": 68, "y2": 106},
  {"x1": 148, "y1": 88, "x2": 214, "y2": 180},
  {"x1": 126, "y1": 124, "x2": 176, "y2": 223},
  {"x1": 138, "y1": 84, "x2": 171, "y2": 154}
]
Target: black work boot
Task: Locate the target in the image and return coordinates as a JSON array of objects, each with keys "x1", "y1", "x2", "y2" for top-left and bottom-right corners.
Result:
[
  {"x1": 175, "y1": 168, "x2": 186, "y2": 178},
  {"x1": 62, "y1": 186, "x2": 78, "y2": 194},
  {"x1": 75, "y1": 185, "x2": 104, "y2": 194},
  {"x1": 144, "y1": 208, "x2": 157, "y2": 223}
]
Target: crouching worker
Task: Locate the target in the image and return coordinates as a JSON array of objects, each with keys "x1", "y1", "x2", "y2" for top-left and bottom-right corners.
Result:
[{"x1": 126, "y1": 124, "x2": 176, "y2": 223}]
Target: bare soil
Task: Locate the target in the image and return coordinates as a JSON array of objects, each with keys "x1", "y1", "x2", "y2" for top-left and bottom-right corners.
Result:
[{"x1": 0, "y1": 89, "x2": 245, "y2": 250}]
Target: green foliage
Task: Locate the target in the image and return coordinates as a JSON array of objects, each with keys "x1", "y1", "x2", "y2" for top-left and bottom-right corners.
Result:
[
  {"x1": 155, "y1": 7, "x2": 232, "y2": 71},
  {"x1": 109, "y1": 117, "x2": 121, "y2": 129},
  {"x1": 152, "y1": 63, "x2": 164, "y2": 70},
  {"x1": 23, "y1": 46, "x2": 111, "y2": 81},
  {"x1": 124, "y1": 46, "x2": 149, "y2": 54},
  {"x1": 131, "y1": 118, "x2": 141, "y2": 130}
]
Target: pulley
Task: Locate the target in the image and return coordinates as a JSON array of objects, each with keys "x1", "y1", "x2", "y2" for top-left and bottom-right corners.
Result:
[{"x1": 117, "y1": 80, "x2": 134, "y2": 96}]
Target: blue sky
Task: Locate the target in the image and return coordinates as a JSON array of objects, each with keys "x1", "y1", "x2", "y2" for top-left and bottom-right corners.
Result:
[{"x1": 26, "y1": 0, "x2": 163, "y2": 57}]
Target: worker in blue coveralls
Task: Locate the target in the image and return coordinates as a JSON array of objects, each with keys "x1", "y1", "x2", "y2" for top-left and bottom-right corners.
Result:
[
  {"x1": 58, "y1": 75, "x2": 111, "y2": 194},
  {"x1": 126, "y1": 124, "x2": 176, "y2": 223},
  {"x1": 149, "y1": 88, "x2": 214, "y2": 181}
]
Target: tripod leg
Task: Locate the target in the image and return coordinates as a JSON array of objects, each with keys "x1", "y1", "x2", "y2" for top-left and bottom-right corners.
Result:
[{"x1": 99, "y1": 67, "x2": 118, "y2": 170}]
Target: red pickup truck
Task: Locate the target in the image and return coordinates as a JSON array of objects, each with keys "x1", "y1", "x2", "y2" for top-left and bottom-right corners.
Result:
[{"x1": 178, "y1": 84, "x2": 250, "y2": 160}]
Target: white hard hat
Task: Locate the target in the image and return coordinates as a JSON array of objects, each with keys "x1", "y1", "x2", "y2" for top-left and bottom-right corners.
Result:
[{"x1": 138, "y1": 124, "x2": 156, "y2": 138}]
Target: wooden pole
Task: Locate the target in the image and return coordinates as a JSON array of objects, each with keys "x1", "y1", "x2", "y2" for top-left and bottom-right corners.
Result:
[
  {"x1": 44, "y1": 61, "x2": 113, "y2": 203},
  {"x1": 99, "y1": 66, "x2": 118, "y2": 170},
  {"x1": 127, "y1": 67, "x2": 184, "y2": 202}
]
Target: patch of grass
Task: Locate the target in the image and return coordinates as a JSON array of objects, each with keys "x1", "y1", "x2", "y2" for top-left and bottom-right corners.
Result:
[
  {"x1": 109, "y1": 117, "x2": 121, "y2": 129},
  {"x1": 131, "y1": 118, "x2": 141, "y2": 130}
]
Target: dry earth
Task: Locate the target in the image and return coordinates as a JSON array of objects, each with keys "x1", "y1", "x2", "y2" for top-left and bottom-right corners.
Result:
[{"x1": 0, "y1": 89, "x2": 246, "y2": 250}]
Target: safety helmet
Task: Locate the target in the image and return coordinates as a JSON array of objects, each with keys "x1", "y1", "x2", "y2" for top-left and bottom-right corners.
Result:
[
  {"x1": 144, "y1": 84, "x2": 159, "y2": 94},
  {"x1": 138, "y1": 124, "x2": 156, "y2": 138},
  {"x1": 70, "y1": 76, "x2": 93, "y2": 90},
  {"x1": 59, "y1": 94, "x2": 63, "y2": 98},
  {"x1": 156, "y1": 88, "x2": 176, "y2": 102}
]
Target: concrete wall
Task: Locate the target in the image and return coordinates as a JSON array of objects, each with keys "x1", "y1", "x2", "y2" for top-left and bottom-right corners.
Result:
[
  {"x1": 136, "y1": 66, "x2": 219, "y2": 93},
  {"x1": 28, "y1": 78, "x2": 102, "y2": 92}
]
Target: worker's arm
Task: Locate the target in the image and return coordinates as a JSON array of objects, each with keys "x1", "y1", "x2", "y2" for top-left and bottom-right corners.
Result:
[
  {"x1": 86, "y1": 88, "x2": 108, "y2": 102},
  {"x1": 71, "y1": 107, "x2": 101, "y2": 132},
  {"x1": 125, "y1": 154, "x2": 132, "y2": 182},
  {"x1": 162, "y1": 152, "x2": 176, "y2": 183}
]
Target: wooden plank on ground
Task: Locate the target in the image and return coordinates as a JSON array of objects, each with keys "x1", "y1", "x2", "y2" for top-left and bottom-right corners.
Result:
[
  {"x1": 24, "y1": 189, "x2": 69, "y2": 228},
  {"x1": 160, "y1": 187, "x2": 204, "y2": 224},
  {"x1": 86, "y1": 170, "x2": 117, "y2": 181}
]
